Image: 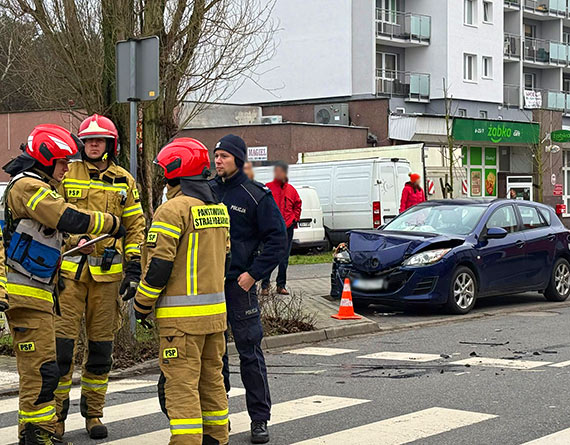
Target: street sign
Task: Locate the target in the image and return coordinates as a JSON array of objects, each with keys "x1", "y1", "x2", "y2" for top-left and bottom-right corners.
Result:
[
  {"x1": 553, "y1": 184, "x2": 563, "y2": 196},
  {"x1": 116, "y1": 36, "x2": 160, "y2": 103},
  {"x1": 116, "y1": 36, "x2": 160, "y2": 181}
]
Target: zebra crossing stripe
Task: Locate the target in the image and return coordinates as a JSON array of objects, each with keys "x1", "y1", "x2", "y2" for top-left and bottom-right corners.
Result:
[
  {"x1": 357, "y1": 352, "x2": 442, "y2": 362},
  {"x1": 451, "y1": 357, "x2": 552, "y2": 370},
  {"x1": 0, "y1": 387, "x2": 245, "y2": 445},
  {"x1": 105, "y1": 395, "x2": 370, "y2": 444},
  {"x1": 283, "y1": 347, "x2": 358, "y2": 356},
  {"x1": 290, "y1": 407, "x2": 497, "y2": 445},
  {"x1": 0, "y1": 379, "x2": 157, "y2": 416},
  {"x1": 548, "y1": 360, "x2": 570, "y2": 368},
  {"x1": 521, "y1": 427, "x2": 570, "y2": 444}
]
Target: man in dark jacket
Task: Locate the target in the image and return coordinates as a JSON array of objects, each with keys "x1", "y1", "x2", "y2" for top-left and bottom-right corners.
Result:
[
  {"x1": 210, "y1": 134, "x2": 286, "y2": 444},
  {"x1": 261, "y1": 162, "x2": 302, "y2": 296}
]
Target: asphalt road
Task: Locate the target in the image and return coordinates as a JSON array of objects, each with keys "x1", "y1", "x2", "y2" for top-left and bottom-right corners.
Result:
[{"x1": 3, "y1": 301, "x2": 570, "y2": 444}]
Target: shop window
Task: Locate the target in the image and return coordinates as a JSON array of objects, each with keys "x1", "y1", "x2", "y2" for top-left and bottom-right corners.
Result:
[
  {"x1": 479, "y1": 110, "x2": 488, "y2": 119},
  {"x1": 458, "y1": 108, "x2": 468, "y2": 117},
  {"x1": 499, "y1": 147, "x2": 511, "y2": 172}
]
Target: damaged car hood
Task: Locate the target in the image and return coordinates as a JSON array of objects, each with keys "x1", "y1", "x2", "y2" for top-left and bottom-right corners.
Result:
[{"x1": 349, "y1": 230, "x2": 465, "y2": 273}]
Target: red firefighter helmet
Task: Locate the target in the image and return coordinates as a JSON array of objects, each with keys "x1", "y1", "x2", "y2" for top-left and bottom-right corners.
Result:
[
  {"x1": 26, "y1": 124, "x2": 81, "y2": 166},
  {"x1": 155, "y1": 138, "x2": 210, "y2": 179},
  {"x1": 78, "y1": 114, "x2": 119, "y2": 155}
]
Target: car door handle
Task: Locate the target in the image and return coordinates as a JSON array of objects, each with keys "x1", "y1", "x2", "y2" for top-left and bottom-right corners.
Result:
[
  {"x1": 547, "y1": 234, "x2": 556, "y2": 242},
  {"x1": 516, "y1": 240, "x2": 525, "y2": 249}
]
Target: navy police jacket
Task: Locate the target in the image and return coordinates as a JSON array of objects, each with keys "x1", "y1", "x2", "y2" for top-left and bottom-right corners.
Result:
[{"x1": 210, "y1": 170, "x2": 286, "y2": 281}]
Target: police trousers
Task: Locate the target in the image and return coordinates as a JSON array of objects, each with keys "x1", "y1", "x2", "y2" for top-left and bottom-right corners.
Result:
[
  {"x1": 222, "y1": 280, "x2": 271, "y2": 421},
  {"x1": 158, "y1": 330, "x2": 229, "y2": 445},
  {"x1": 55, "y1": 278, "x2": 121, "y2": 420},
  {"x1": 7, "y1": 307, "x2": 59, "y2": 439}
]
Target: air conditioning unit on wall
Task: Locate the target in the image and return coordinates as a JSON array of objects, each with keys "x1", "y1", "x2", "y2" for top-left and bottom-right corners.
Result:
[
  {"x1": 314, "y1": 103, "x2": 349, "y2": 125},
  {"x1": 261, "y1": 115, "x2": 283, "y2": 124}
]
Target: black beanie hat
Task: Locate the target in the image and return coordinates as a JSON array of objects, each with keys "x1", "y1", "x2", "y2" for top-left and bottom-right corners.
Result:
[{"x1": 214, "y1": 134, "x2": 247, "y2": 168}]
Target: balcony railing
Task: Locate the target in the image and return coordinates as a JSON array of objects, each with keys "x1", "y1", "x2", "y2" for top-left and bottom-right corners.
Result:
[
  {"x1": 504, "y1": 0, "x2": 520, "y2": 7},
  {"x1": 504, "y1": 84, "x2": 521, "y2": 108},
  {"x1": 524, "y1": 37, "x2": 568, "y2": 66},
  {"x1": 376, "y1": 70, "x2": 430, "y2": 102},
  {"x1": 524, "y1": 0, "x2": 567, "y2": 15},
  {"x1": 504, "y1": 33, "x2": 522, "y2": 58},
  {"x1": 506, "y1": 85, "x2": 570, "y2": 112},
  {"x1": 375, "y1": 8, "x2": 431, "y2": 43}
]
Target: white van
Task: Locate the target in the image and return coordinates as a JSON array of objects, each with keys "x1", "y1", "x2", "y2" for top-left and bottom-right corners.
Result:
[
  {"x1": 254, "y1": 158, "x2": 411, "y2": 245},
  {"x1": 293, "y1": 186, "x2": 328, "y2": 251}
]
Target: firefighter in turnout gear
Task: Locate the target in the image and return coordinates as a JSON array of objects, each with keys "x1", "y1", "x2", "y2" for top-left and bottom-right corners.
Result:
[
  {"x1": 130, "y1": 138, "x2": 230, "y2": 445},
  {"x1": 54, "y1": 114, "x2": 146, "y2": 440},
  {"x1": 1, "y1": 124, "x2": 125, "y2": 445}
]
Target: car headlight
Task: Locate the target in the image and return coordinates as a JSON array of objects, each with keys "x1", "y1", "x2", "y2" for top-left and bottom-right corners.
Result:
[
  {"x1": 402, "y1": 248, "x2": 451, "y2": 267},
  {"x1": 334, "y1": 250, "x2": 352, "y2": 264}
]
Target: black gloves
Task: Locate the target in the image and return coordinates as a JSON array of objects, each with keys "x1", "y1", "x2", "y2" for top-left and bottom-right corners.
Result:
[
  {"x1": 120, "y1": 261, "x2": 141, "y2": 301},
  {"x1": 134, "y1": 308, "x2": 153, "y2": 329},
  {"x1": 113, "y1": 224, "x2": 127, "y2": 240},
  {"x1": 0, "y1": 300, "x2": 9, "y2": 312}
]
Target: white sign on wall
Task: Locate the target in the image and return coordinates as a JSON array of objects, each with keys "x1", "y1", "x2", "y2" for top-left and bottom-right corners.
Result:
[
  {"x1": 524, "y1": 90, "x2": 542, "y2": 109},
  {"x1": 248, "y1": 146, "x2": 268, "y2": 161}
]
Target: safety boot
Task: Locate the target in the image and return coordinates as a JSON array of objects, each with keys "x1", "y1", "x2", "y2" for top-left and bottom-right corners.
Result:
[
  {"x1": 276, "y1": 286, "x2": 289, "y2": 295},
  {"x1": 85, "y1": 418, "x2": 108, "y2": 439},
  {"x1": 54, "y1": 421, "x2": 65, "y2": 438},
  {"x1": 250, "y1": 420, "x2": 270, "y2": 444},
  {"x1": 23, "y1": 423, "x2": 72, "y2": 444},
  {"x1": 260, "y1": 287, "x2": 270, "y2": 297}
]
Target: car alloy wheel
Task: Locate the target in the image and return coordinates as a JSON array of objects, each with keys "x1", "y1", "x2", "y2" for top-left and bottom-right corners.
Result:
[
  {"x1": 555, "y1": 262, "x2": 570, "y2": 296},
  {"x1": 453, "y1": 272, "x2": 475, "y2": 310}
]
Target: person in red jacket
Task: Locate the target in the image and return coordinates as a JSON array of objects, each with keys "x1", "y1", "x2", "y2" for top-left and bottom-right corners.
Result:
[
  {"x1": 399, "y1": 173, "x2": 426, "y2": 213},
  {"x1": 261, "y1": 162, "x2": 302, "y2": 295}
]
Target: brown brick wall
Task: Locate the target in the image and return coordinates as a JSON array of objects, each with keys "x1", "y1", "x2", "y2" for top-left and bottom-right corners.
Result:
[
  {"x1": 177, "y1": 123, "x2": 369, "y2": 164},
  {"x1": 262, "y1": 98, "x2": 389, "y2": 145},
  {"x1": 0, "y1": 110, "x2": 82, "y2": 181}
]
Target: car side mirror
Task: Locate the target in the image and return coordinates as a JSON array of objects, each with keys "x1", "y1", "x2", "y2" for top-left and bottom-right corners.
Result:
[{"x1": 486, "y1": 227, "x2": 508, "y2": 239}]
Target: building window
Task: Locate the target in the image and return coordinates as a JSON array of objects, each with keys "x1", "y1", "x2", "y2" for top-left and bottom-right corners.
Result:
[
  {"x1": 564, "y1": 78, "x2": 570, "y2": 93},
  {"x1": 479, "y1": 110, "x2": 488, "y2": 119},
  {"x1": 482, "y1": 57, "x2": 493, "y2": 78},
  {"x1": 483, "y1": 1, "x2": 493, "y2": 23},
  {"x1": 564, "y1": 31, "x2": 570, "y2": 45},
  {"x1": 525, "y1": 24, "x2": 536, "y2": 38},
  {"x1": 524, "y1": 72, "x2": 536, "y2": 90},
  {"x1": 464, "y1": 53, "x2": 476, "y2": 81},
  {"x1": 458, "y1": 108, "x2": 468, "y2": 117},
  {"x1": 563, "y1": 149, "x2": 570, "y2": 215},
  {"x1": 376, "y1": 52, "x2": 398, "y2": 94},
  {"x1": 464, "y1": 0, "x2": 475, "y2": 25}
]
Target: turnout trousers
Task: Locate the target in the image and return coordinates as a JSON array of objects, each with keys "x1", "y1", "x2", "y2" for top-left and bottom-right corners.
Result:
[
  {"x1": 222, "y1": 280, "x2": 271, "y2": 421},
  {"x1": 158, "y1": 330, "x2": 229, "y2": 445},
  {"x1": 6, "y1": 307, "x2": 59, "y2": 439},
  {"x1": 54, "y1": 278, "x2": 121, "y2": 420}
]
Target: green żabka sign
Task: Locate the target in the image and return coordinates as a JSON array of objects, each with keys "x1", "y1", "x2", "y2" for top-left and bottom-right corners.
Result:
[
  {"x1": 453, "y1": 118, "x2": 540, "y2": 144},
  {"x1": 551, "y1": 130, "x2": 570, "y2": 143}
]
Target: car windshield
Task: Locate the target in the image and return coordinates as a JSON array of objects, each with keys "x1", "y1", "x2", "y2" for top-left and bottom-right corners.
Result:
[{"x1": 384, "y1": 204, "x2": 487, "y2": 235}]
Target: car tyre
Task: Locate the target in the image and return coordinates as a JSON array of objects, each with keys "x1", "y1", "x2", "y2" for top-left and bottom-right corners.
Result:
[
  {"x1": 446, "y1": 266, "x2": 477, "y2": 315},
  {"x1": 544, "y1": 258, "x2": 570, "y2": 302},
  {"x1": 352, "y1": 300, "x2": 369, "y2": 312}
]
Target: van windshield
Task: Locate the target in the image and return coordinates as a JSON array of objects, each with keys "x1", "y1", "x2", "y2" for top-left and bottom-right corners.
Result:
[{"x1": 384, "y1": 204, "x2": 486, "y2": 236}]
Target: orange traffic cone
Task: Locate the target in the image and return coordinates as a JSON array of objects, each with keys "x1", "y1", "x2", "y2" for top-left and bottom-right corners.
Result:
[{"x1": 331, "y1": 279, "x2": 362, "y2": 320}]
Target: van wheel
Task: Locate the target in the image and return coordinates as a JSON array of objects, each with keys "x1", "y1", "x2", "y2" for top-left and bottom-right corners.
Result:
[
  {"x1": 445, "y1": 266, "x2": 477, "y2": 315},
  {"x1": 545, "y1": 258, "x2": 570, "y2": 302},
  {"x1": 316, "y1": 236, "x2": 332, "y2": 253}
]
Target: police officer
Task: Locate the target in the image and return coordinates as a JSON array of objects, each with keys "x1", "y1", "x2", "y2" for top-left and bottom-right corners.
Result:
[
  {"x1": 132, "y1": 138, "x2": 230, "y2": 445},
  {"x1": 210, "y1": 135, "x2": 286, "y2": 444},
  {"x1": 1, "y1": 124, "x2": 124, "y2": 445},
  {"x1": 54, "y1": 114, "x2": 145, "y2": 440}
]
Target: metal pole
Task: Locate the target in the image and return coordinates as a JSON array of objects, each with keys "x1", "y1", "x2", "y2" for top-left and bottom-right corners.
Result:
[{"x1": 129, "y1": 40, "x2": 138, "y2": 181}]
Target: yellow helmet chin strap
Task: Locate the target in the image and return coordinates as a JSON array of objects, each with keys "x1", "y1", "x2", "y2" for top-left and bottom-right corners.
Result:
[{"x1": 102, "y1": 153, "x2": 108, "y2": 161}]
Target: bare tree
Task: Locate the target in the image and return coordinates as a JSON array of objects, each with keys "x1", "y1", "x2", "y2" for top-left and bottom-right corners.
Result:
[{"x1": 1, "y1": 0, "x2": 277, "y2": 213}]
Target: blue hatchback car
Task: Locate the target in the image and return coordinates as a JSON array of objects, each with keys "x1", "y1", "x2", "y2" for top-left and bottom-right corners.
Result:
[{"x1": 330, "y1": 199, "x2": 570, "y2": 314}]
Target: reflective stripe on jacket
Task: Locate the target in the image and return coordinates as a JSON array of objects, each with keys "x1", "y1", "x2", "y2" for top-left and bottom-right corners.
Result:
[{"x1": 134, "y1": 185, "x2": 230, "y2": 334}]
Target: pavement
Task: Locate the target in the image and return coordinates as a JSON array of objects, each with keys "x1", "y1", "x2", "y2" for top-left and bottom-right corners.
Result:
[{"x1": 3, "y1": 299, "x2": 570, "y2": 443}]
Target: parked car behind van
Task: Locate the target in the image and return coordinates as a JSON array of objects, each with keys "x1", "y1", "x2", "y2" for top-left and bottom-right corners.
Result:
[{"x1": 293, "y1": 186, "x2": 328, "y2": 252}]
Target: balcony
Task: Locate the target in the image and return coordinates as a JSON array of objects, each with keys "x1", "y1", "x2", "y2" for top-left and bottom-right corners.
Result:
[
  {"x1": 375, "y1": 8, "x2": 431, "y2": 47},
  {"x1": 524, "y1": 37, "x2": 568, "y2": 66},
  {"x1": 523, "y1": 0, "x2": 567, "y2": 18},
  {"x1": 506, "y1": 85, "x2": 570, "y2": 112},
  {"x1": 504, "y1": 33, "x2": 522, "y2": 60},
  {"x1": 376, "y1": 70, "x2": 430, "y2": 102},
  {"x1": 504, "y1": 0, "x2": 521, "y2": 10}
]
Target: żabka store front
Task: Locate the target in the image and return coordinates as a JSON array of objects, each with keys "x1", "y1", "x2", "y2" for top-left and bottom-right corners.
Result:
[{"x1": 452, "y1": 118, "x2": 540, "y2": 200}]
